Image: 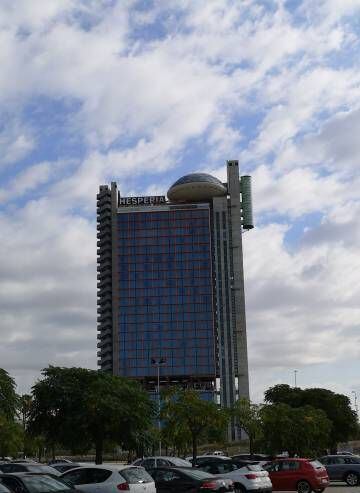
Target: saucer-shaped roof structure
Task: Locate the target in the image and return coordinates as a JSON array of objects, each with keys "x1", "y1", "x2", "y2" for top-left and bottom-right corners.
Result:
[{"x1": 167, "y1": 173, "x2": 227, "y2": 202}]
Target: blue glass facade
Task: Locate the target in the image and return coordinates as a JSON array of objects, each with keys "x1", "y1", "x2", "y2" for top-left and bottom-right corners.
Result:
[{"x1": 116, "y1": 206, "x2": 215, "y2": 379}]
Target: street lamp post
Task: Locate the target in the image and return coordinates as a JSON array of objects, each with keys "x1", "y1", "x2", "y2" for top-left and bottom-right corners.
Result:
[
  {"x1": 294, "y1": 370, "x2": 298, "y2": 388},
  {"x1": 151, "y1": 357, "x2": 166, "y2": 455}
]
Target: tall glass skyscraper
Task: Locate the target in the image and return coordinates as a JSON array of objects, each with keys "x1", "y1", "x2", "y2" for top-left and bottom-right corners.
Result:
[{"x1": 97, "y1": 160, "x2": 253, "y2": 439}]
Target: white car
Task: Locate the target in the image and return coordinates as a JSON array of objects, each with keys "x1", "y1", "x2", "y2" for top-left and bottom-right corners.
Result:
[
  {"x1": 61, "y1": 464, "x2": 156, "y2": 493},
  {"x1": 198, "y1": 460, "x2": 272, "y2": 493}
]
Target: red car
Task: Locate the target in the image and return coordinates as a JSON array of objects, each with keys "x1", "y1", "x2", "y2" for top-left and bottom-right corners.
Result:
[{"x1": 265, "y1": 458, "x2": 329, "y2": 493}]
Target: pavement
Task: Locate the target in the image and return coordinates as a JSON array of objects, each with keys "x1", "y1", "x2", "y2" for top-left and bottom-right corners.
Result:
[
  {"x1": 280, "y1": 483, "x2": 360, "y2": 493},
  {"x1": 326, "y1": 483, "x2": 360, "y2": 493}
]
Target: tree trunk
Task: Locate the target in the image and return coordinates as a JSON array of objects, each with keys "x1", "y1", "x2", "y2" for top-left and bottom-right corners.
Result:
[
  {"x1": 249, "y1": 434, "x2": 254, "y2": 455},
  {"x1": 95, "y1": 436, "x2": 103, "y2": 464},
  {"x1": 192, "y1": 434, "x2": 197, "y2": 468}
]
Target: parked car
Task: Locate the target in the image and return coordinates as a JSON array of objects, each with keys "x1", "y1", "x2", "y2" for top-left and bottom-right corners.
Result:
[
  {"x1": 132, "y1": 456, "x2": 192, "y2": 469},
  {"x1": 318, "y1": 454, "x2": 360, "y2": 486},
  {"x1": 0, "y1": 463, "x2": 61, "y2": 477},
  {"x1": 51, "y1": 463, "x2": 81, "y2": 474},
  {"x1": 0, "y1": 473, "x2": 77, "y2": 493},
  {"x1": 264, "y1": 458, "x2": 329, "y2": 493},
  {"x1": 61, "y1": 464, "x2": 156, "y2": 493},
  {"x1": 148, "y1": 466, "x2": 234, "y2": 492},
  {"x1": 197, "y1": 459, "x2": 272, "y2": 493}
]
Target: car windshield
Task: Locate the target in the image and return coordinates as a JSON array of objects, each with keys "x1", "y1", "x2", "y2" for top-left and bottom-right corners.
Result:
[
  {"x1": 21, "y1": 476, "x2": 72, "y2": 493},
  {"x1": 177, "y1": 468, "x2": 215, "y2": 480}
]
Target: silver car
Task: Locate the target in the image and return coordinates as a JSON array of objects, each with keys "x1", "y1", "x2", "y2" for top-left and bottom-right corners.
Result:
[{"x1": 61, "y1": 465, "x2": 156, "y2": 493}]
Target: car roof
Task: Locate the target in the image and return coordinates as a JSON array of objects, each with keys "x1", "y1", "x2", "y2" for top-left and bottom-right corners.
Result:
[
  {"x1": 273, "y1": 458, "x2": 309, "y2": 462},
  {"x1": 62, "y1": 465, "x2": 139, "y2": 472},
  {"x1": 0, "y1": 471, "x2": 59, "y2": 479}
]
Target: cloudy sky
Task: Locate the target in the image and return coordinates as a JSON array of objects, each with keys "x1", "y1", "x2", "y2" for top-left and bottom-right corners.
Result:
[{"x1": 1, "y1": 0, "x2": 360, "y2": 405}]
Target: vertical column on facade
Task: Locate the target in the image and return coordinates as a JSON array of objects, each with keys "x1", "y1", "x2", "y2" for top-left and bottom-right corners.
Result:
[
  {"x1": 227, "y1": 161, "x2": 250, "y2": 408},
  {"x1": 111, "y1": 182, "x2": 120, "y2": 376},
  {"x1": 96, "y1": 185, "x2": 114, "y2": 372},
  {"x1": 212, "y1": 196, "x2": 237, "y2": 419}
]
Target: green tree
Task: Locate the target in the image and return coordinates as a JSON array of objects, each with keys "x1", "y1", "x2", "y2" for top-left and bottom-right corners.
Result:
[
  {"x1": 161, "y1": 389, "x2": 229, "y2": 465},
  {"x1": 0, "y1": 416, "x2": 23, "y2": 458},
  {"x1": 260, "y1": 403, "x2": 332, "y2": 456},
  {"x1": 232, "y1": 398, "x2": 262, "y2": 454},
  {"x1": 265, "y1": 384, "x2": 358, "y2": 451},
  {"x1": 28, "y1": 366, "x2": 154, "y2": 463},
  {"x1": 0, "y1": 368, "x2": 22, "y2": 459},
  {"x1": 0, "y1": 369, "x2": 19, "y2": 420}
]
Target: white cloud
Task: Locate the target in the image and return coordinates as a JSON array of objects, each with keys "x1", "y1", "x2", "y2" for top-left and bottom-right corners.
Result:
[
  {"x1": 0, "y1": 0, "x2": 360, "y2": 401},
  {"x1": 0, "y1": 120, "x2": 35, "y2": 166}
]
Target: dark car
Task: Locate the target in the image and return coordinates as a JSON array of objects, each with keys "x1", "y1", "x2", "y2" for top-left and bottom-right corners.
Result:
[
  {"x1": 0, "y1": 482, "x2": 12, "y2": 493},
  {"x1": 318, "y1": 455, "x2": 360, "y2": 486},
  {"x1": 232, "y1": 454, "x2": 273, "y2": 463},
  {"x1": 0, "y1": 463, "x2": 60, "y2": 477},
  {"x1": 48, "y1": 460, "x2": 73, "y2": 466},
  {"x1": 0, "y1": 473, "x2": 77, "y2": 493},
  {"x1": 148, "y1": 466, "x2": 234, "y2": 492}
]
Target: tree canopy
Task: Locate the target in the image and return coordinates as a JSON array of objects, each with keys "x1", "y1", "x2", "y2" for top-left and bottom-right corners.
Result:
[
  {"x1": 260, "y1": 402, "x2": 332, "y2": 456},
  {"x1": 161, "y1": 388, "x2": 228, "y2": 465},
  {"x1": 28, "y1": 366, "x2": 155, "y2": 463},
  {"x1": 0, "y1": 368, "x2": 18, "y2": 420},
  {"x1": 232, "y1": 397, "x2": 263, "y2": 454},
  {"x1": 265, "y1": 384, "x2": 358, "y2": 450}
]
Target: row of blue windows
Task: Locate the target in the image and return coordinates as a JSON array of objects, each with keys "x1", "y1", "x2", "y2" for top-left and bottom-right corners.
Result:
[
  {"x1": 119, "y1": 351, "x2": 214, "y2": 362},
  {"x1": 119, "y1": 366, "x2": 214, "y2": 377},
  {"x1": 118, "y1": 286, "x2": 212, "y2": 296},
  {"x1": 117, "y1": 243, "x2": 210, "y2": 252},
  {"x1": 119, "y1": 312, "x2": 213, "y2": 322},
  {"x1": 120, "y1": 359, "x2": 214, "y2": 370},
  {"x1": 118, "y1": 294, "x2": 213, "y2": 306},
  {"x1": 118, "y1": 254, "x2": 210, "y2": 268},
  {"x1": 119, "y1": 340, "x2": 214, "y2": 350},
  {"x1": 118, "y1": 255, "x2": 210, "y2": 268},
  {"x1": 118, "y1": 218, "x2": 209, "y2": 230},
  {"x1": 120, "y1": 343, "x2": 214, "y2": 353},
  {"x1": 118, "y1": 250, "x2": 210, "y2": 260},
  {"x1": 117, "y1": 210, "x2": 209, "y2": 221},
  {"x1": 117, "y1": 228, "x2": 210, "y2": 238},
  {"x1": 120, "y1": 262, "x2": 211, "y2": 272},
  {"x1": 118, "y1": 321, "x2": 213, "y2": 330},
  {"x1": 117, "y1": 234, "x2": 210, "y2": 248},
  {"x1": 118, "y1": 278, "x2": 212, "y2": 289},
  {"x1": 119, "y1": 303, "x2": 212, "y2": 314},
  {"x1": 119, "y1": 343, "x2": 213, "y2": 353},
  {"x1": 119, "y1": 271, "x2": 211, "y2": 282}
]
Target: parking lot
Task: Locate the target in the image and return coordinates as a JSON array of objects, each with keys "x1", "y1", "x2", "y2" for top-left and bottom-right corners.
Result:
[{"x1": 326, "y1": 484, "x2": 359, "y2": 493}]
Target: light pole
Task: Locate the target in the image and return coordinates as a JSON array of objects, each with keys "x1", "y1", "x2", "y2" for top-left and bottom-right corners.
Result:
[
  {"x1": 151, "y1": 357, "x2": 166, "y2": 455},
  {"x1": 294, "y1": 370, "x2": 298, "y2": 388},
  {"x1": 352, "y1": 391, "x2": 358, "y2": 416}
]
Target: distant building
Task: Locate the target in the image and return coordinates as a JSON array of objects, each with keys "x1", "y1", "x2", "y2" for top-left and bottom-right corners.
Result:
[{"x1": 97, "y1": 160, "x2": 253, "y2": 439}]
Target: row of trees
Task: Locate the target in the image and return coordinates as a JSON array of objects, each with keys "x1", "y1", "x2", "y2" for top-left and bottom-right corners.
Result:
[{"x1": 1, "y1": 367, "x2": 359, "y2": 463}]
